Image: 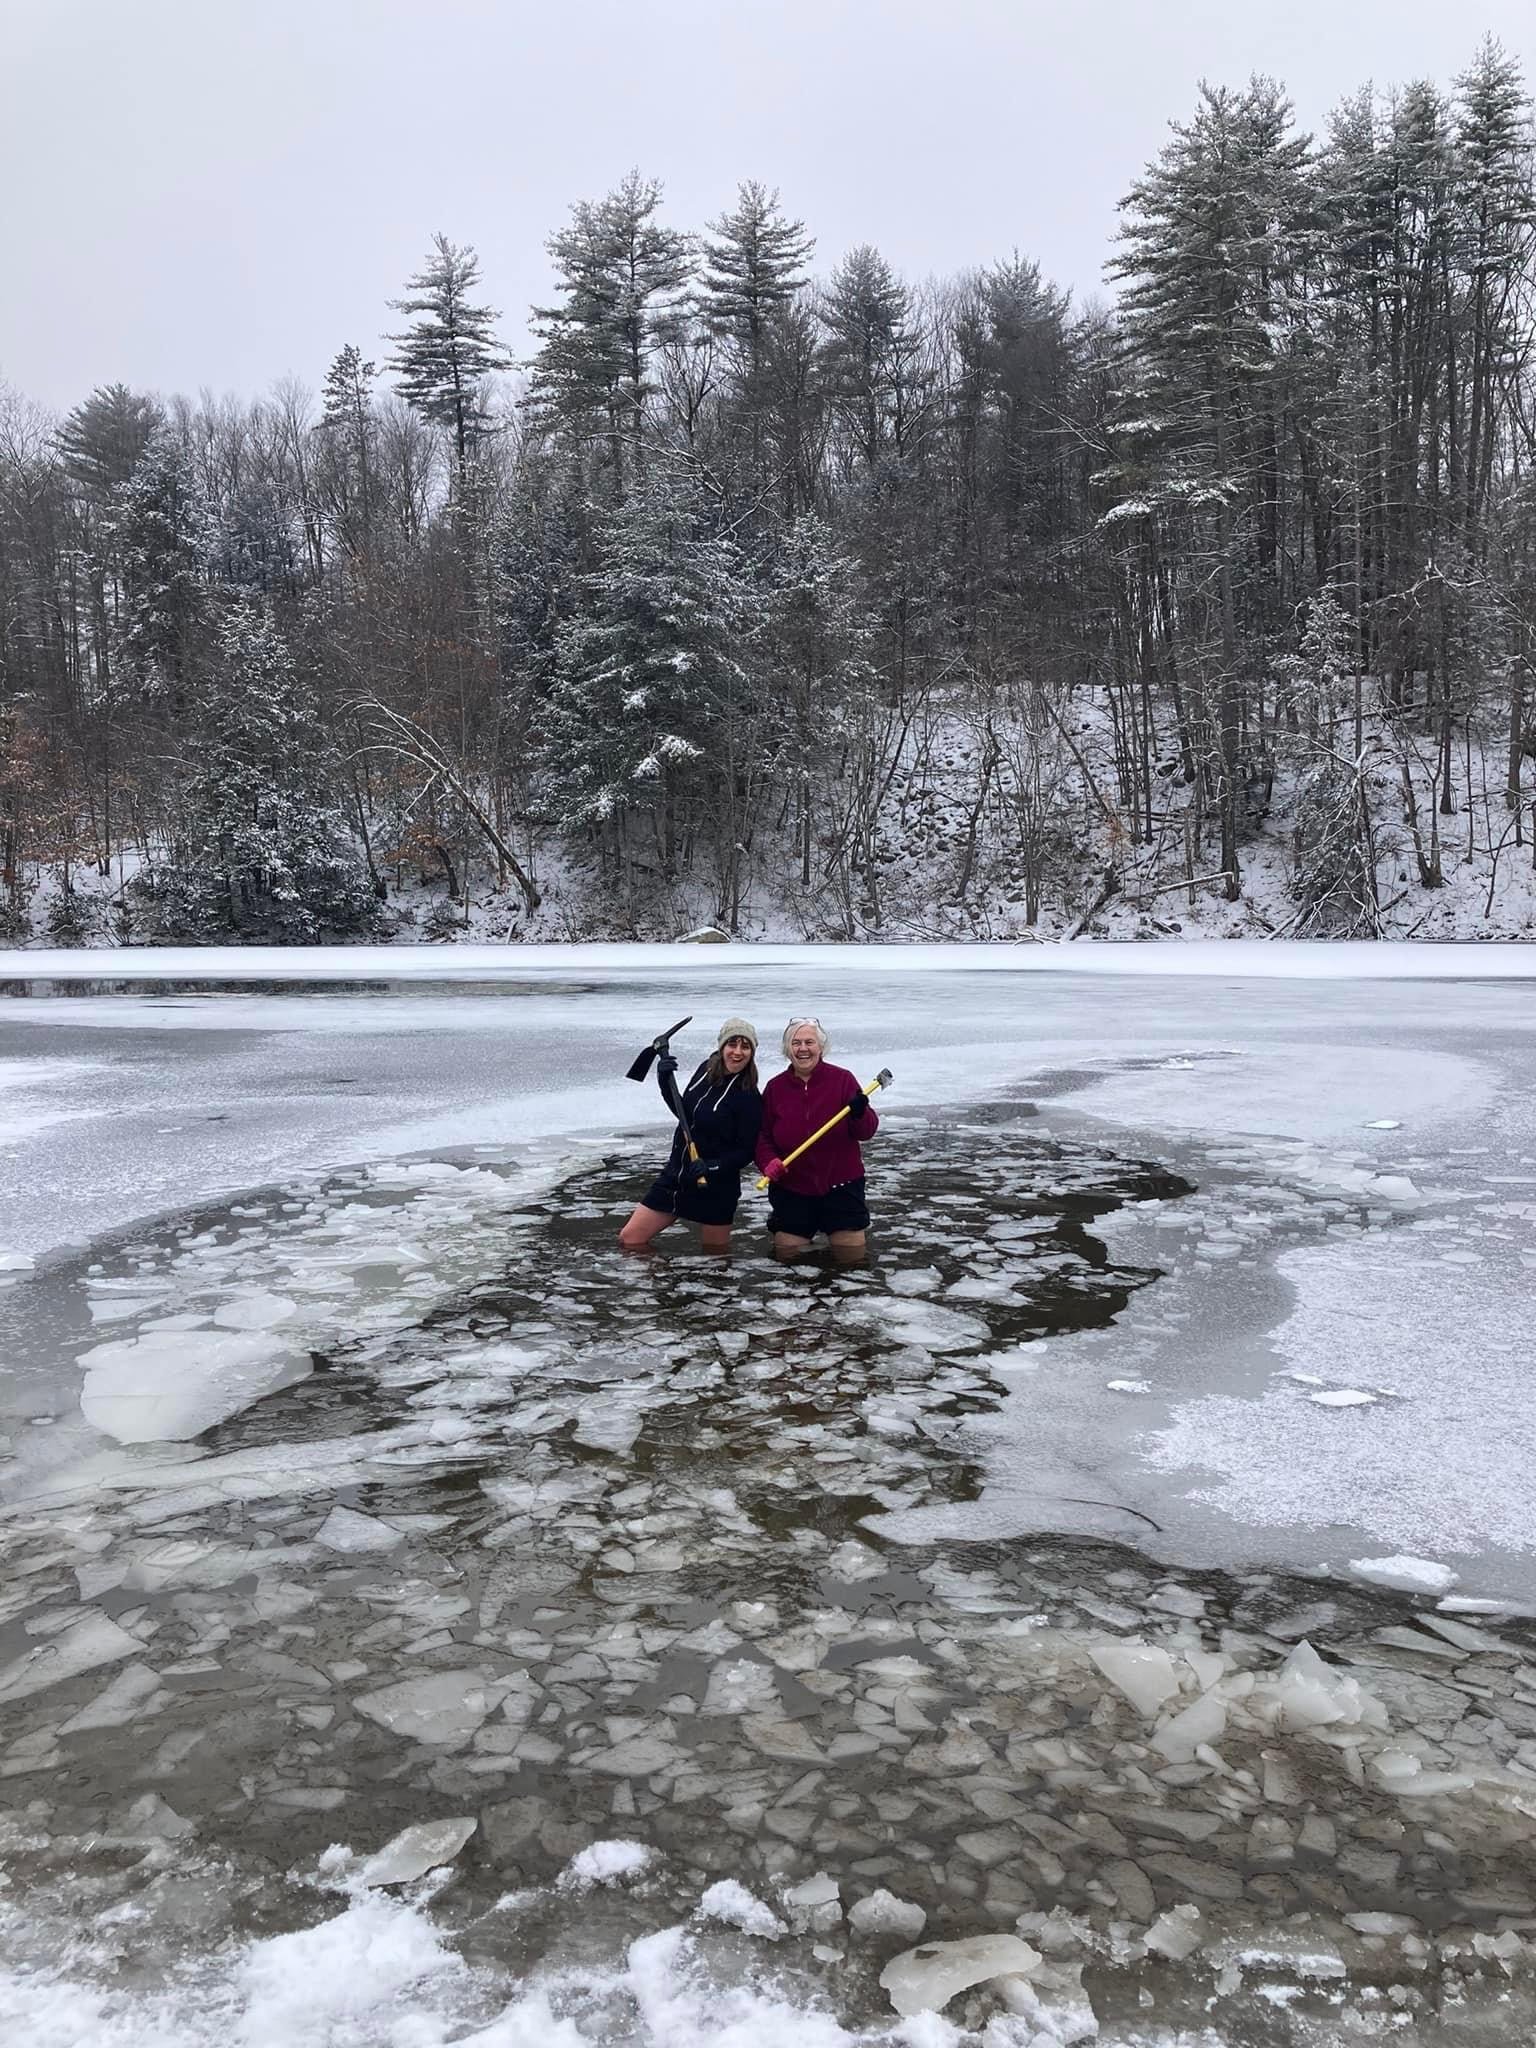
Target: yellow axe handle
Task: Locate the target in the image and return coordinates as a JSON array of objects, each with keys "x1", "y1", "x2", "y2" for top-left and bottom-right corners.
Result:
[{"x1": 755, "y1": 1072, "x2": 889, "y2": 1191}]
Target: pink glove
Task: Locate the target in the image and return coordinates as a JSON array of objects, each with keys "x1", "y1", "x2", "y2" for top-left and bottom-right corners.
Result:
[{"x1": 765, "y1": 1157, "x2": 787, "y2": 1183}]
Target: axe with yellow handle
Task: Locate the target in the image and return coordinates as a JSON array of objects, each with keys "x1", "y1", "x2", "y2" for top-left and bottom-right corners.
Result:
[{"x1": 756, "y1": 1068, "x2": 892, "y2": 1191}]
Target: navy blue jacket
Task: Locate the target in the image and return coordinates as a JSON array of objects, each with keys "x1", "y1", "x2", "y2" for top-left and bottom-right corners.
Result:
[{"x1": 660, "y1": 1063, "x2": 763, "y2": 1183}]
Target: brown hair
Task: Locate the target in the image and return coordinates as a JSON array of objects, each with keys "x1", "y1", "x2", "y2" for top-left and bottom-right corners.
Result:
[{"x1": 704, "y1": 1047, "x2": 759, "y2": 1093}]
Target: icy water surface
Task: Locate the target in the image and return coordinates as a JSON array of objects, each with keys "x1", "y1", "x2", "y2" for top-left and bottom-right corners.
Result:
[{"x1": 5, "y1": 1104, "x2": 1536, "y2": 2043}]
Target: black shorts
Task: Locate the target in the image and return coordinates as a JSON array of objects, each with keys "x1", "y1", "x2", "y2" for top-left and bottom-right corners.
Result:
[
  {"x1": 639, "y1": 1171, "x2": 740, "y2": 1228},
  {"x1": 767, "y1": 1177, "x2": 870, "y2": 1240}
]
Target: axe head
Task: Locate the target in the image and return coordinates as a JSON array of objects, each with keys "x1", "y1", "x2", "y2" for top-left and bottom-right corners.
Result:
[{"x1": 625, "y1": 1014, "x2": 693, "y2": 1083}]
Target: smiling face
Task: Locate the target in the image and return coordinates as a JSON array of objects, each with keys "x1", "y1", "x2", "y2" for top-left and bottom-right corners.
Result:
[
  {"x1": 788, "y1": 1025, "x2": 822, "y2": 1076},
  {"x1": 721, "y1": 1035, "x2": 754, "y2": 1074}
]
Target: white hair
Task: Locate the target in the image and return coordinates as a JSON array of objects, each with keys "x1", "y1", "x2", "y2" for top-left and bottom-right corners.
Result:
[{"x1": 781, "y1": 1016, "x2": 829, "y2": 1058}]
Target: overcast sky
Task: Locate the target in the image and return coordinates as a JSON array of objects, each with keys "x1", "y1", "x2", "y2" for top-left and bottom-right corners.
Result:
[{"x1": 3, "y1": 0, "x2": 1532, "y2": 415}]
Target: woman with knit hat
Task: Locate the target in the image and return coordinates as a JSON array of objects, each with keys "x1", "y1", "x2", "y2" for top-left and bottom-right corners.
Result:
[
  {"x1": 618, "y1": 1019, "x2": 764, "y2": 1251},
  {"x1": 756, "y1": 1017, "x2": 878, "y2": 1258}
]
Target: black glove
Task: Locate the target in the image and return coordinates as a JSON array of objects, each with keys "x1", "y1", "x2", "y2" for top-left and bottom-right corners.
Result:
[
  {"x1": 845, "y1": 1088, "x2": 870, "y2": 1119},
  {"x1": 656, "y1": 1051, "x2": 678, "y2": 1076},
  {"x1": 690, "y1": 1156, "x2": 721, "y2": 1180}
]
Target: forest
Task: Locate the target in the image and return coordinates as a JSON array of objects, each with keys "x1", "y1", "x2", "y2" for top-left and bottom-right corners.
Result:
[{"x1": 1, "y1": 39, "x2": 1533, "y2": 945}]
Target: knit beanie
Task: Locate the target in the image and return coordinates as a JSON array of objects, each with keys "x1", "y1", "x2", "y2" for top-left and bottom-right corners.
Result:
[{"x1": 717, "y1": 1017, "x2": 759, "y2": 1051}]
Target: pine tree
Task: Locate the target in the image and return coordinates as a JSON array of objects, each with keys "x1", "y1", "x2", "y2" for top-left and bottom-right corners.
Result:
[
  {"x1": 947, "y1": 256, "x2": 1073, "y2": 641},
  {"x1": 818, "y1": 245, "x2": 925, "y2": 468},
  {"x1": 139, "y1": 599, "x2": 376, "y2": 940},
  {"x1": 109, "y1": 432, "x2": 217, "y2": 702},
  {"x1": 543, "y1": 474, "x2": 754, "y2": 886},
  {"x1": 1110, "y1": 77, "x2": 1314, "y2": 897},
  {"x1": 1452, "y1": 41, "x2": 1536, "y2": 541},
  {"x1": 699, "y1": 182, "x2": 813, "y2": 477},
  {"x1": 316, "y1": 344, "x2": 379, "y2": 558},
  {"x1": 387, "y1": 235, "x2": 507, "y2": 484},
  {"x1": 528, "y1": 173, "x2": 692, "y2": 497},
  {"x1": 58, "y1": 384, "x2": 162, "y2": 501}
]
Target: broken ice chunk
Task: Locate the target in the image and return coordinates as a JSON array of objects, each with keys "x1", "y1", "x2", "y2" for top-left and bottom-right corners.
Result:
[
  {"x1": 1089, "y1": 1642, "x2": 1181, "y2": 1718},
  {"x1": 212, "y1": 1292, "x2": 298, "y2": 1331},
  {"x1": 1150, "y1": 1691, "x2": 1228, "y2": 1764},
  {"x1": 559, "y1": 1840, "x2": 655, "y2": 1890},
  {"x1": 1348, "y1": 1555, "x2": 1458, "y2": 1597},
  {"x1": 1308, "y1": 1389, "x2": 1378, "y2": 1408},
  {"x1": 59, "y1": 1661, "x2": 164, "y2": 1733},
  {"x1": 849, "y1": 1889, "x2": 927, "y2": 1941},
  {"x1": 79, "y1": 1330, "x2": 309, "y2": 1443},
  {"x1": 1370, "y1": 1750, "x2": 1475, "y2": 1798},
  {"x1": 359, "y1": 1817, "x2": 477, "y2": 1886},
  {"x1": 1269, "y1": 1641, "x2": 1388, "y2": 1733},
  {"x1": 315, "y1": 1506, "x2": 404, "y2": 1555},
  {"x1": 697, "y1": 1879, "x2": 786, "y2": 1938},
  {"x1": 887, "y1": 1267, "x2": 942, "y2": 1296},
  {"x1": 353, "y1": 1671, "x2": 495, "y2": 1748},
  {"x1": 0, "y1": 1609, "x2": 142, "y2": 1704},
  {"x1": 121, "y1": 1792, "x2": 193, "y2": 1841},
  {"x1": 880, "y1": 1934, "x2": 1042, "y2": 2018},
  {"x1": 784, "y1": 1872, "x2": 842, "y2": 1934},
  {"x1": 700, "y1": 1659, "x2": 780, "y2": 1717},
  {"x1": 1145, "y1": 1904, "x2": 1206, "y2": 1960}
]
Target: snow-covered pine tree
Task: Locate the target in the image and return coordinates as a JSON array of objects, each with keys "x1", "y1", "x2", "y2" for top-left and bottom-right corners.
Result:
[
  {"x1": 137, "y1": 598, "x2": 377, "y2": 941},
  {"x1": 818, "y1": 245, "x2": 926, "y2": 469},
  {"x1": 109, "y1": 431, "x2": 218, "y2": 704},
  {"x1": 699, "y1": 182, "x2": 813, "y2": 485},
  {"x1": 1283, "y1": 590, "x2": 1381, "y2": 935},
  {"x1": 528, "y1": 172, "x2": 692, "y2": 499},
  {"x1": 315, "y1": 345, "x2": 379, "y2": 561},
  {"x1": 542, "y1": 473, "x2": 756, "y2": 908},
  {"x1": 1451, "y1": 41, "x2": 1536, "y2": 545},
  {"x1": 387, "y1": 236, "x2": 507, "y2": 487},
  {"x1": 1109, "y1": 77, "x2": 1314, "y2": 898},
  {"x1": 58, "y1": 384, "x2": 162, "y2": 501}
]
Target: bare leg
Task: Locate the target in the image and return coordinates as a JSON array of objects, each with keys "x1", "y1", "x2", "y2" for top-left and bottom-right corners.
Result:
[
  {"x1": 618, "y1": 1203, "x2": 673, "y2": 1251},
  {"x1": 828, "y1": 1230, "x2": 867, "y2": 1264},
  {"x1": 773, "y1": 1232, "x2": 814, "y2": 1259},
  {"x1": 698, "y1": 1223, "x2": 733, "y2": 1253}
]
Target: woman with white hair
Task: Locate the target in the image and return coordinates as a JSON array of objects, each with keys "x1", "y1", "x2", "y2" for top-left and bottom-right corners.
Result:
[
  {"x1": 755, "y1": 1017, "x2": 878, "y2": 1257},
  {"x1": 618, "y1": 1019, "x2": 763, "y2": 1252}
]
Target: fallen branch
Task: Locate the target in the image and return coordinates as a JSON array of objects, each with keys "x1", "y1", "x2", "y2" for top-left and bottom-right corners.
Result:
[
  {"x1": 1062, "y1": 867, "x2": 1119, "y2": 940},
  {"x1": 1124, "y1": 869, "x2": 1234, "y2": 904},
  {"x1": 346, "y1": 696, "x2": 540, "y2": 914}
]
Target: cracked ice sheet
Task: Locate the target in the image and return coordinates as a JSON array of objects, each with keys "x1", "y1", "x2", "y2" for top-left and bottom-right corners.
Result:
[
  {"x1": 5, "y1": 951, "x2": 1535, "y2": 1266},
  {"x1": 1059, "y1": 1042, "x2": 1494, "y2": 1145},
  {"x1": 0, "y1": 1152, "x2": 567, "y2": 1493},
  {"x1": 0, "y1": 1056, "x2": 103, "y2": 1150},
  {"x1": 1145, "y1": 1226, "x2": 1536, "y2": 1574}
]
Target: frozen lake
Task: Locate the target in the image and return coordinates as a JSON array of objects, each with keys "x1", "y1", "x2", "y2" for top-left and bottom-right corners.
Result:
[{"x1": 4, "y1": 945, "x2": 1536, "y2": 2043}]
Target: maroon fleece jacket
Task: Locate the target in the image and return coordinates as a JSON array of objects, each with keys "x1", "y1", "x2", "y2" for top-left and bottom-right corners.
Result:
[{"x1": 755, "y1": 1060, "x2": 878, "y2": 1196}]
